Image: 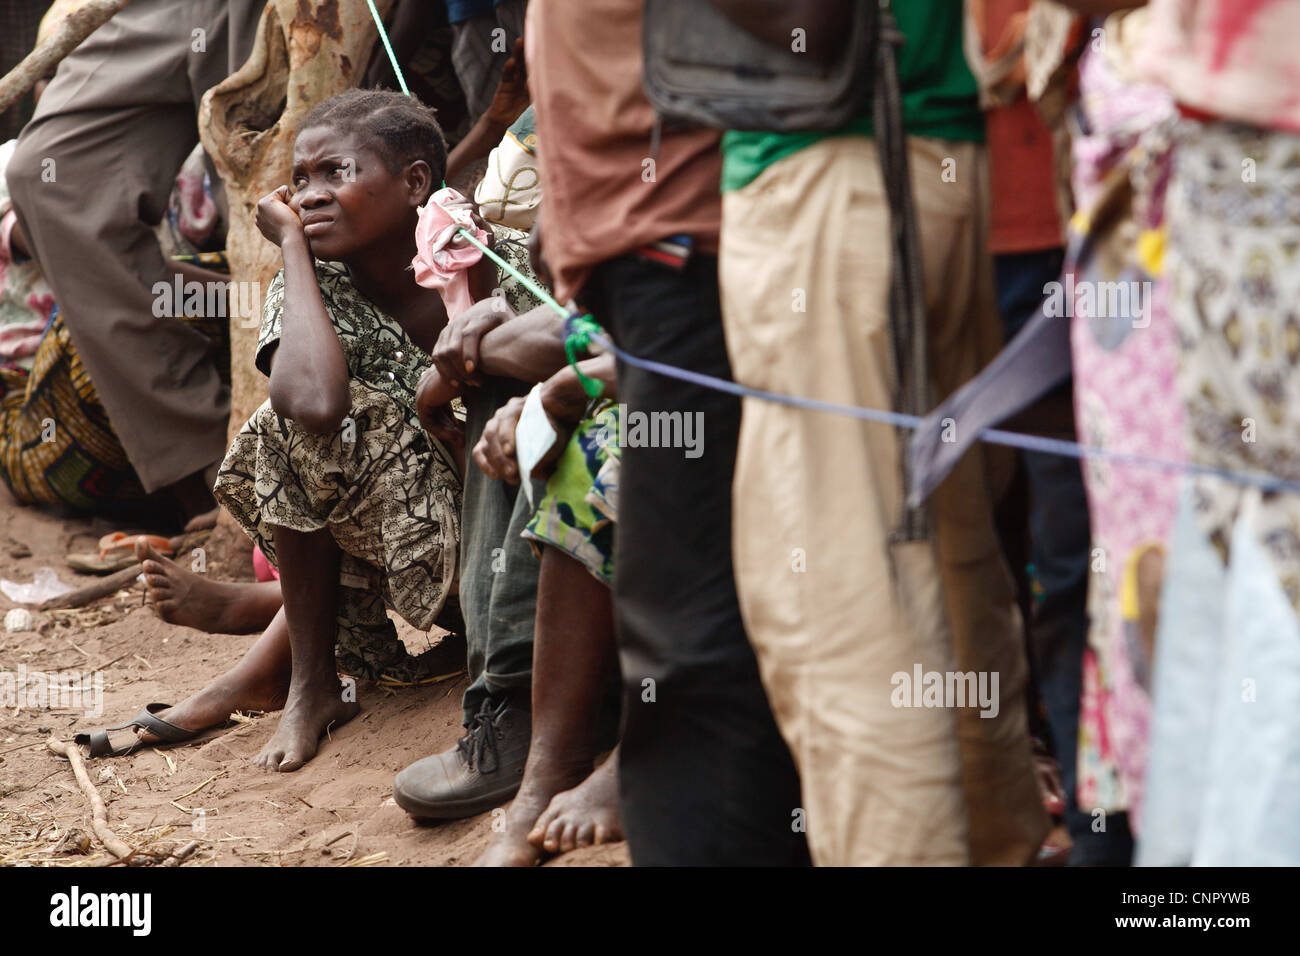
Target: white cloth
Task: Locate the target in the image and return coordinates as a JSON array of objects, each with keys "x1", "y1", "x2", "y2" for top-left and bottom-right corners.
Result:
[
  {"x1": 1139, "y1": 481, "x2": 1300, "y2": 865},
  {"x1": 473, "y1": 129, "x2": 541, "y2": 231}
]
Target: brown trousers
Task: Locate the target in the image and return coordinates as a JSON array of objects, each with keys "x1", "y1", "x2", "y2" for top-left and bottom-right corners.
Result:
[
  {"x1": 7, "y1": 0, "x2": 261, "y2": 492},
  {"x1": 719, "y1": 135, "x2": 1048, "y2": 865}
]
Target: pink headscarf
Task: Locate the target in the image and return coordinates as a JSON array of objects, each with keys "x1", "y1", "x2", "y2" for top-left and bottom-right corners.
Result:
[{"x1": 411, "y1": 186, "x2": 489, "y2": 319}]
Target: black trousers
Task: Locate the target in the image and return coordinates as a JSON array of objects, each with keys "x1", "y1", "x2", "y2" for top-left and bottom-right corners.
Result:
[{"x1": 585, "y1": 252, "x2": 810, "y2": 866}]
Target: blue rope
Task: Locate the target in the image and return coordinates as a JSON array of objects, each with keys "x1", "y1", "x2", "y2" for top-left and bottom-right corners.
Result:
[{"x1": 567, "y1": 319, "x2": 1300, "y2": 498}]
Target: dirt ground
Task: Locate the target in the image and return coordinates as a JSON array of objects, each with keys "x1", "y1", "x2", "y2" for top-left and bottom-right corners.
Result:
[{"x1": 0, "y1": 484, "x2": 628, "y2": 867}]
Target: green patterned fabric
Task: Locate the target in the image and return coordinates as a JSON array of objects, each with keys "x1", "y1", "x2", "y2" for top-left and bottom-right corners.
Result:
[{"x1": 522, "y1": 400, "x2": 621, "y2": 585}]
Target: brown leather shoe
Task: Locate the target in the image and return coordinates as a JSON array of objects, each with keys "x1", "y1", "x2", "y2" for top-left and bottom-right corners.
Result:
[{"x1": 393, "y1": 694, "x2": 530, "y2": 820}]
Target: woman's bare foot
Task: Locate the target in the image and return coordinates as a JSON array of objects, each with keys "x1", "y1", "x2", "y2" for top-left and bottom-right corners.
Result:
[
  {"x1": 473, "y1": 785, "x2": 557, "y2": 867},
  {"x1": 528, "y1": 752, "x2": 623, "y2": 855},
  {"x1": 474, "y1": 747, "x2": 597, "y2": 866},
  {"x1": 253, "y1": 674, "x2": 359, "y2": 773},
  {"x1": 137, "y1": 539, "x2": 282, "y2": 634}
]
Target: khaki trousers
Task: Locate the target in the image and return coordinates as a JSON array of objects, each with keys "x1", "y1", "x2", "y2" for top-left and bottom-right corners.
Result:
[
  {"x1": 719, "y1": 135, "x2": 1048, "y2": 865},
  {"x1": 7, "y1": 0, "x2": 261, "y2": 492}
]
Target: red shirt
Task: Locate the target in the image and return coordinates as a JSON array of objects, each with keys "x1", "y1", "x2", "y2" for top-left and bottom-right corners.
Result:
[{"x1": 977, "y1": 0, "x2": 1065, "y2": 254}]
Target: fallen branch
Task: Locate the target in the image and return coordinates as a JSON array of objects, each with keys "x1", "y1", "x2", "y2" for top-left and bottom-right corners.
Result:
[
  {"x1": 39, "y1": 563, "x2": 141, "y2": 611},
  {"x1": 45, "y1": 738, "x2": 134, "y2": 860},
  {"x1": 0, "y1": 0, "x2": 134, "y2": 116},
  {"x1": 161, "y1": 840, "x2": 200, "y2": 867}
]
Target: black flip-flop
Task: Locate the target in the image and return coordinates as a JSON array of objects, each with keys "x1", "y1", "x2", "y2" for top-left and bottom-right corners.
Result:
[{"x1": 72, "y1": 703, "x2": 236, "y2": 758}]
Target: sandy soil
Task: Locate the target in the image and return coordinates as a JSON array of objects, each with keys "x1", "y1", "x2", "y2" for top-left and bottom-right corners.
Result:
[{"x1": 0, "y1": 484, "x2": 628, "y2": 867}]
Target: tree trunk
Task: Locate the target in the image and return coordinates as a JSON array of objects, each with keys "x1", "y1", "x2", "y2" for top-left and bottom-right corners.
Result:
[{"x1": 197, "y1": 0, "x2": 392, "y2": 576}]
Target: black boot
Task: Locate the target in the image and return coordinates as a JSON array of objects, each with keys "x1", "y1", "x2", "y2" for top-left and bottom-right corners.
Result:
[{"x1": 393, "y1": 692, "x2": 530, "y2": 820}]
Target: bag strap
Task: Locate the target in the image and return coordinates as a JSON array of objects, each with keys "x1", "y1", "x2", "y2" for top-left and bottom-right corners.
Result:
[{"x1": 873, "y1": 0, "x2": 932, "y2": 542}]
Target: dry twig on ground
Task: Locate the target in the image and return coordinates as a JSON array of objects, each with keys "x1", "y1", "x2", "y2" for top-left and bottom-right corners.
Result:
[{"x1": 45, "y1": 738, "x2": 134, "y2": 860}]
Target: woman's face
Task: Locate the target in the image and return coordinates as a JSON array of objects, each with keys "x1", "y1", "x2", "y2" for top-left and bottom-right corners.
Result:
[{"x1": 289, "y1": 127, "x2": 422, "y2": 261}]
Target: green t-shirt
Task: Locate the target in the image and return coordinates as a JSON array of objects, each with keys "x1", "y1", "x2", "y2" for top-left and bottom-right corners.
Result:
[{"x1": 720, "y1": 1, "x2": 984, "y2": 192}]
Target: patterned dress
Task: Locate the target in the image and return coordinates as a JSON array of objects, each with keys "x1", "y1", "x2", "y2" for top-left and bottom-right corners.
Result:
[
  {"x1": 1068, "y1": 42, "x2": 1183, "y2": 825},
  {"x1": 1165, "y1": 122, "x2": 1300, "y2": 602},
  {"x1": 522, "y1": 399, "x2": 621, "y2": 585},
  {"x1": 1138, "y1": 110, "x2": 1300, "y2": 868},
  {"x1": 213, "y1": 263, "x2": 463, "y2": 682}
]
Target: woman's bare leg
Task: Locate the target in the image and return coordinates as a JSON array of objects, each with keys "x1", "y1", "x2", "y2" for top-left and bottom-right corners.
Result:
[
  {"x1": 108, "y1": 606, "x2": 293, "y2": 752},
  {"x1": 252, "y1": 525, "x2": 359, "y2": 772}
]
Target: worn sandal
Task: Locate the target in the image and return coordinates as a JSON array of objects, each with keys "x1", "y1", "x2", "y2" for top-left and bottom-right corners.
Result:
[
  {"x1": 72, "y1": 702, "x2": 235, "y2": 758},
  {"x1": 67, "y1": 533, "x2": 174, "y2": 576}
]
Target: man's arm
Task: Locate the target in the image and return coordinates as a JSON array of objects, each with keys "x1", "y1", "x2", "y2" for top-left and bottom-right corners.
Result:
[
  {"x1": 475, "y1": 304, "x2": 569, "y2": 383},
  {"x1": 472, "y1": 354, "x2": 617, "y2": 484},
  {"x1": 446, "y1": 38, "x2": 529, "y2": 183},
  {"x1": 540, "y1": 353, "x2": 617, "y2": 426}
]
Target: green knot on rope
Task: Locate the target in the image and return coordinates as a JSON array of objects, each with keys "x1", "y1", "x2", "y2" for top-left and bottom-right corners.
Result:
[{"x1": 563, "y1": 313, "x2": 607, "y2": 399}]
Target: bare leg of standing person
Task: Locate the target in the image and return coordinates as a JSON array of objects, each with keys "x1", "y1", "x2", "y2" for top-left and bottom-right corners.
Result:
[{"x1": 475, "y1": 547, "x2": 618, "y2": 866}]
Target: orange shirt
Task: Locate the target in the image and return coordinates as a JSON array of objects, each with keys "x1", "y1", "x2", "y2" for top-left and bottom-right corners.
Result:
[
  {"x1": 976, "y1": 0, "x2": 1064, "y2": 254},
  {"x1": 986, "y1": 96, "x2": 1063, "y2": 254},
  {"x1": 524, "y1": 0, "x2": 723, "y2": 303}
]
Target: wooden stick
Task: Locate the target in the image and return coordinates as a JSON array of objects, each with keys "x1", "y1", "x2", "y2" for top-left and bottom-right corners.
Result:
[
  {"x1": 39, "y1": 562, "x2": 141, "y2": 611},
  {"x1": 0, "y1": 0, "x2": 133, "y2": 116},
  {"x1": 46, "y1": 738, "x2": 134, "y2": 860},
  {"x1": 161, "y1": 840, "x2": 200, "y2": 867}
]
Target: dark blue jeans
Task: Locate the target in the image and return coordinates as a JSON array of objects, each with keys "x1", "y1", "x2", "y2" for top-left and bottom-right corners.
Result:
[{"x1": 995, "y1": 248, "x2": 1133, "y2": 866}]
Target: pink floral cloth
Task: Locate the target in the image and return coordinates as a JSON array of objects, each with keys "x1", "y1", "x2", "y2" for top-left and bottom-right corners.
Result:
[
  {"x1": 1138, "y1": 0, "x2": 1300, "y2": 133},
  {"x1": 0, "y1": 151, "x2": 56, "y2": 370},
  {"x1": 411, "y1": 186, "x2": 488, "y2": 320},
  {"x1": 1069, "y1": 45, "x2": 1185, "y2": 827}
]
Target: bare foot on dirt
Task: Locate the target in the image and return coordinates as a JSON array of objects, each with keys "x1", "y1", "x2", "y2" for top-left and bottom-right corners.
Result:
[
  {"x1": 474, "y1": 749, "x2": 597, "y2": 866},
  {"x1": 137, "y1": 539, "x2": 281, "y2": 634},
  {"x1": 528, "y1": 752, "x2": 623, "y2": 855},
  {"x1": 473, "y1": 784, "x2": 560, "y2": 867},
  {"x1": 253, "y1": 678, "x2": 359, "y2": 773}
]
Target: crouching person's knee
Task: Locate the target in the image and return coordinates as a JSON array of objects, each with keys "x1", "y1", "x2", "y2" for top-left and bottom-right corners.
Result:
[{"x1": 5, "y1": 136, "x2": 54, "y2": 223}]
